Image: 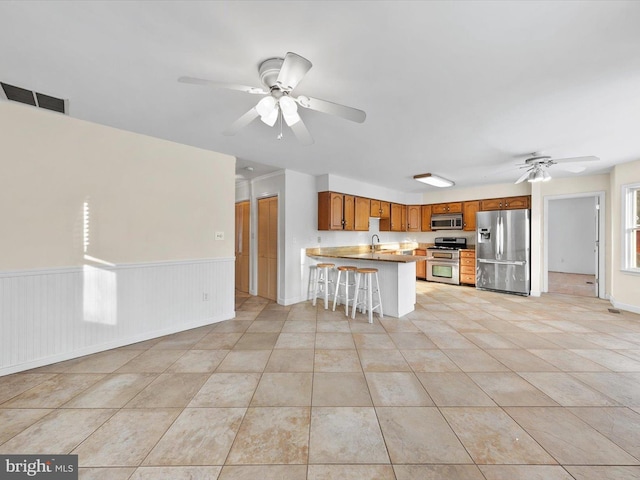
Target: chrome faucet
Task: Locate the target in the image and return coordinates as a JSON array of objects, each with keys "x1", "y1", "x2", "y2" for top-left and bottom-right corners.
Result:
[{"x1": 371, "y1": 234, "x2": 380, "y2": 251}]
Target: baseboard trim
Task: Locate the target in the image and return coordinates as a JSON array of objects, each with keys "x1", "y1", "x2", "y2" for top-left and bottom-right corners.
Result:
[{"x1": 609, "y1": 296, "x2": 640, "y2": 315}]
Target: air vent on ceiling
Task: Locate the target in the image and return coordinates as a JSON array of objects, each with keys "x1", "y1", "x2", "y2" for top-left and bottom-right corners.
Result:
[{"x1": 1, "y1": 82, "x2": 67, "y2": 114}]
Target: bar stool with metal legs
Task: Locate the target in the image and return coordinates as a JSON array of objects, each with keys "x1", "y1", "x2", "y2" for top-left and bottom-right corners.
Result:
[
  {"x1": 312, "y1": 263, "x2": 335, "y2": 309},
  {"x1": 332, "y1": 266, "x2": 357, "y2": 316},
  {"x1": 352, "y1": 267, "x2": 384, "y2": 324}
]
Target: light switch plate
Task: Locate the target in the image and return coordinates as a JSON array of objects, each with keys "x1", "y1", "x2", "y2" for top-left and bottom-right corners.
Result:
[{"x1": 215, "y1": 232, "x2": 224, "y2": 240}]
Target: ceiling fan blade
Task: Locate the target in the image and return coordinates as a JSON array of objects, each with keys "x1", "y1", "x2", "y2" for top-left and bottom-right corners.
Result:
[
  {"x1": 178, "y1": 76, "x2": 267, "y2": 95},
  {"x1": 557, "y1": 164, "x2": 587, "y2": 173},
  {"x1": 553, "y1": 156, "x2": 599, "y2": 164},
  {"x1": 222, "y1": 107, "x2": 260, "y2": 136},
  {"x1": 276, "y1": 52, "x2": 312, "y2": 91},
  {"x1": 288, "y1": 117, "x2": 314, "y2": 146},
  {"x1": 515, "y1": 170, "x2": 531, "y2": 184},
  {"x1": 553, "y1": 156, "x2": 599, "y2": 173},
  {"x1": 295, "y1": 95, "x2": 366, "y2": 123}
]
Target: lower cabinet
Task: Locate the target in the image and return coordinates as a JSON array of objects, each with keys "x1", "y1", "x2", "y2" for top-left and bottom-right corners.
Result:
[
  {"x1": 459, "y1": 249, "x2": 476, "y2": 285},
  {"x1": 415, "y1": 249, "x2": 427, "y2": 280}
]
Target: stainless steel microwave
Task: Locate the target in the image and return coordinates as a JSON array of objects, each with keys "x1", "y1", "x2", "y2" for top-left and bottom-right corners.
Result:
[{"x1": 431, "y1": 214, "x2": 463, "y2": 230}]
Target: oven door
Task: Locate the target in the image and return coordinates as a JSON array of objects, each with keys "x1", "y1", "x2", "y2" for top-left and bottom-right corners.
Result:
[{"x1": 426, "y1": 260, "x2": 460, "y2": 285}]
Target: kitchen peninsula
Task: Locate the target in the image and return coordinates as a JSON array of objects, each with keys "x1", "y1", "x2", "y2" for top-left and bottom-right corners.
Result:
[{"x1": 306, "y1": 243, "x2": 427, "y2": 318}]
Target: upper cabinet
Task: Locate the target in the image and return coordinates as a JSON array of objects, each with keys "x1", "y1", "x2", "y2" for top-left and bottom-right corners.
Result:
[
  {"x1": 370, "y1": 199, "x2": 390, "y2": 218},
  {"x1": 407, "y1": 205, "x2": 421, "y2": 232},
  {"x1": 370, "y1": 199, "x2": 381, "y2": 217},
  {"x1": 380, "y1": 202, "x2": 404, "y2": 231},
  {"x1": 317, "y1": 192, "x2": 372, "y2": 231},
  {"x1": 343, "y1": 194, "x2": 355, "y2": 231},
  {"x1": 354, "y1": 196, "x2": 370, "y2": 231},
  {"x1": 480, "y1": 195, "x2": 530, "y2": 211},
  {"x1": 380, "y1": 201, "x2": 390, "y2": 219},
  {"x1": 318, "y1": 191, "x2": 345, "y2": 230},
  {"x1": 421, "y1": 205, "x2": 432, "y2": 231},
  {"x1": 432, "y1": 202, "x2": 462, "y2": 214},
  {"x1": 462, "y1": 201, "x2": 480, "y2": 231},
  {"x1": 319, "y1": 191, "x2": 530, "y2": 232}
]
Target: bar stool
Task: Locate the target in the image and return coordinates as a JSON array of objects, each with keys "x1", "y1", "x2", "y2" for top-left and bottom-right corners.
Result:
[
  {"x1": 332, "y1": 266, "x2": 357, "y2": 316},
  {"x1": 312, "y1": 263, "x2": 335, "y2": 309},
  {"x1": 307, "y1": 265, "x2": 317, "y2": 301},
  {"x1": 352, "y1": 268, "x2": 384, "y2": 324}
]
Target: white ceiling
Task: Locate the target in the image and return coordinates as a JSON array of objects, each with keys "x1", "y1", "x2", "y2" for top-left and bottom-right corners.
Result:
[{"x1": 2, "y1": 1, "x2": 640, "y2": 192}]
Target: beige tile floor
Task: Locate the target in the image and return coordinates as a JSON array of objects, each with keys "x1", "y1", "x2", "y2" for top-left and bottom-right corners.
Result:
[
  {"x1": 548, "y1": 271, "x2": 597, "y2": 297},
  {"x1": 2, "y1": 282, "x2": 640, "y2": 479}
]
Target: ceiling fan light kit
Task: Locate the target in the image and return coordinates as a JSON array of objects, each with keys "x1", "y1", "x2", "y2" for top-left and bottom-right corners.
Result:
[
  {"x1": 179, "y1": 52, "x2": 366, "y2": 145},
  {"x1": 514, "y1": 153, "x2": 599, "y2": 184},
  {"x1": 527, "y1": 167, "x2": 551, "y2": 183},
  {"x1": 413, "y1": 173, "x2": 455, "y2": 188}
]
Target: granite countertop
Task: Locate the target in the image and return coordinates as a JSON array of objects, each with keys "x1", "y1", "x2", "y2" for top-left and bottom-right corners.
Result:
[
  {"x1": 306, "y1": 242, "x2": 427, "y2": 263},
  {"x1": 308, "y1": 251, "x2": 427, "y2": 263}
]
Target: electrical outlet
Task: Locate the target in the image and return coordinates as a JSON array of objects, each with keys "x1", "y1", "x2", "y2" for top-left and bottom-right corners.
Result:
[
  {"x1": 202, "y1": 293, "x2": 209, "y2": 301},
  {"x1": 215, "y1": 232, "x2": 224, "y2": 240},
  {"x1": 317, "y1": 236, "x2": 322, "y2": 243}
]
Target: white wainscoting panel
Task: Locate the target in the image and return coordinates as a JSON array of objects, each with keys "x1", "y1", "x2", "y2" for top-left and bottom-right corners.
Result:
[{"x1": 0, "y1": 258, "x2": 235, "y2": 376}]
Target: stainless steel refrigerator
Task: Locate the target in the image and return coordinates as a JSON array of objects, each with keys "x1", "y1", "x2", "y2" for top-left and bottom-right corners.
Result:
[{"x1": 476, "y1": 209, "x2": 530, "y2": 295}]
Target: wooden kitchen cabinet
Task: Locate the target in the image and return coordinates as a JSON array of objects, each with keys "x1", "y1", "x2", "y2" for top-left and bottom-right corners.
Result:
[
  {"x1": 415, "y1": 249, "x2": 427, "y2": 279},
  {"x1": 432, "y1": 202, "x2": 462, "y2": 214},
  {"x1": 380, "y1": 201, "x2": 390, "y2": 218},
  {"x1": 381, "y1": 202, "x2": 404, "y2": 231},
  {"x1": 480, "y1": 195, "x2": 530, "y2": 211},
  {"x1": 343, "y1": 194, "x2": 355, "y2": 231},
  {"x1": 318, "y1": 191, "x2": 344, "y2": 230},
  {"x1": 370, "y1": 199, "x2": 381, "y2": 217},
  {"x1": 462, "y1": 200, "x2": 480, "y2": 231},
  {"x1": 421, "y1": 205, "x2": 432, "y2": 231},
  {"x1": 459, "y1": 249, "x2": 476, "y2": 285},
  {"x1": 407, "y1": 205, "x2": 421, "y2": 232},
  {"x1": 400, "y1": 204, "x2": 407, "y2": 231},
  {"x1": 370, "y1": 199, "x2": 391, "y2": 219},
  {"x1": 354, "y1": 196, "x2": 370, "y2": 231},
  {"x1": 504, "y1": 195, "x2": 530, "y2": 209}
]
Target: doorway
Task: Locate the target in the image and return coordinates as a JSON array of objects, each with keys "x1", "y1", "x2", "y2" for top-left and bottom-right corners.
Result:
[
  {"x1": 544, "y1": 192, "x2": 605, "y2": 298},
  {"x1": 235, "y1": 201, "x2": 250, "y2": 293},
  {"x1": 257, "y1": 196, "x2": 278, "y2": 301}
]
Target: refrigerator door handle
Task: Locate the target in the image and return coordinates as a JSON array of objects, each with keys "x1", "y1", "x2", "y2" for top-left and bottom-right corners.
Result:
[
  {"x1": 494, "y1": 217, "x2": 500, "y2": 258},
  {"x1": 478, "y1": 259, "x2": 527, "y2": 266},
  {"x1": 499, "y1": 216, "x2": 504, "y2": 256}
]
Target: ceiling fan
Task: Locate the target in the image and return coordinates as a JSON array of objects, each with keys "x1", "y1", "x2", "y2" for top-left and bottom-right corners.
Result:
[
  {"x1": 178, "y1": 52, "x2": 366, "y2": 145},
  {"x1": 514, "y1": 153, "x2": 599, "y2": 184}
]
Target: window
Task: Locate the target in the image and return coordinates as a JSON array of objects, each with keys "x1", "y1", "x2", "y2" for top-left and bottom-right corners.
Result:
[{"x1": 623, "y1": 183, "x2": 640, "y2": 272}]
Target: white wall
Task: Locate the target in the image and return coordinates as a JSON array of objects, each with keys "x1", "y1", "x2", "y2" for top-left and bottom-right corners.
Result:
[
  {"x1": 0, "y1": 101, "x2": 236, "y2": 375},
  {"x1": 0, "y1": 103, "x2": 235, "y2": 269},
  {"x1": 548, "y1": 197, "x2": 597, "y2": 274},
  {"x1": 284, "y1": 170, "x2": 317, "y2": 304},
  {"x1": 610, "y1": 159, "x2": 640, "y2": 313},
  {"x1": 318, "y1": 174, "x2": 423, "y2": 205}
]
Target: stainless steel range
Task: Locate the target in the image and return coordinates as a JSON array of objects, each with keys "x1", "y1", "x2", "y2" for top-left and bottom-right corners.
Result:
[{"x1": 426, "y1": 237, "x2": 467, "y2": 285}]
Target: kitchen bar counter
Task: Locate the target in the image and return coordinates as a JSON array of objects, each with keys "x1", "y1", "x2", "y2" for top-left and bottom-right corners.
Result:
[
  {"x1": 306, "y1": 243, "x2": 425, "y2": 318},
  {"x1": 306, "y1": 242, "x2": 427, "y2": 263},
  {"x1": 308, "y1": 251, "x2": 428, "y2": 263}
]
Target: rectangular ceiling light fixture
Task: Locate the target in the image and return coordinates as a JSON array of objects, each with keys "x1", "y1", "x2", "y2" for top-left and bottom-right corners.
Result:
[{"x1": 413, "y1": 173, "x2": 455, "y2": 188}]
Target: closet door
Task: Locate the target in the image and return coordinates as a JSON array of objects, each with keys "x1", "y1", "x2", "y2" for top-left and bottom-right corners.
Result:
[
  {"x1": 235, "y1": 201, "x2": 250, "y2": 293},
  {"x1": 258, "y1": 196, "x2": 278, "y2": 301}
]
